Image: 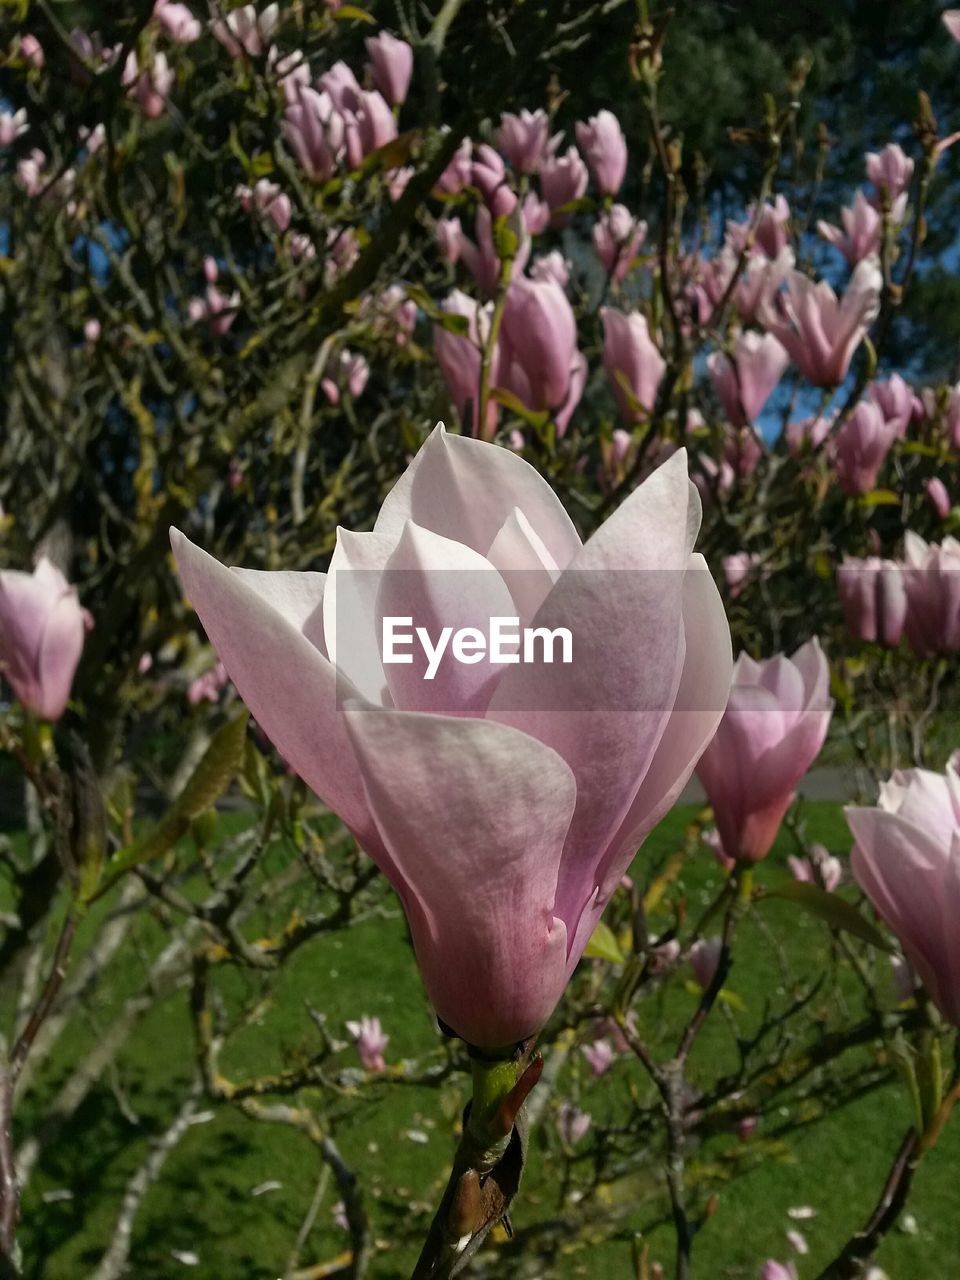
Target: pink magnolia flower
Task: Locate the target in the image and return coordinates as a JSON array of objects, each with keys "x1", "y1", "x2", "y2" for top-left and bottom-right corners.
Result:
[
  {"x1": 901, "y1": 532, "x2": 960, "y2": 655},
  {"x1": 598, "y1": 428, "x2": 636, "y2": 491},
  {"x1": 237, "y1": 178, "x2": 291, "y2": 233},
  {"x1": 436, "y1": 215, "x2": 462, "y2": 265},
  {"x1": 500, "y1": 276, "x2": 585, "y2": 432},
  {"x1": 530, "y1": 251, "x2": 571, "y2": 288},
  {"x1": 760, "y1": 1263, "x2": 797, "y2": 1280},
  {"x1": 697, "y1": 247, "x2": 794, "y2": 327},
  {"x1": 787, "y1": 851, "x2": 841, "y2": 892},
  {"x1": 832, "y1": 400, "x2": 898, "y2": 496},
  {"x1": 521, "y1": 192, "x2": 551, "y2": 235},
  {"x1": 497, "y1": 109, "x2": 549, "y2": 174},
  {"x1": 455, "y1": 206, "x2": 529, "y2": 297},
  {"x1": 737, "y1": 1114, "x2": 759, "y2": 1141},
  {"x1": 581, "y1": 1038, "x2": 616, "y2": 1076},
  {"x1": 434, "y1": 136, "x2": 473, "y2": 195},
  {"x1": 723, "y1": 553, "x2": 762, "y2": 600},
  {"x1": 267, "y1": 45, "x2": 310, "y2": 102},
  {"x1": 836, "y1": 557, "x2": 907, "y2": 648},
  {"x1": 761, "y1": 258, "x2": 882, "y2": 388},
  {"x1": 471, "y1": 143, "x2": 517, "y2": 219},
  {"x1": 867, "y1": 373, "x2": 914, "y2": 438},
  {"x1": 785, "y1": 413, "x2": 832, "y2": 457},
  {"x1": 703, "y1": 826, "x2": 736, "y2": 873},
  {"x1": 16, "y1": 148, "x2": 47, "y2": 197},
  {"x1": 368, "y1": 285, "x2": 417, "y2": 346},
  {"x1": 80, "y1": 123, "x2": 107, "y2": 155},
  {"x1": 154, "y1": 0, "x2": 202, "y2": 43},
  {"x1": 556, "y1": 1102, "x2": 592, "y2": 1146},
  {"x1": 926, "y1": 477, "x2": 951, "y2": 521},
  {"x1": 84, "y1": 318, "x2": 102, "y2": 346},
  {"x1": 601, "y1": 308, "x2": 665, "y2": 422},
  {"x1": 211, "y1": 2, "x2": 279, "y2": 57},
  {"x1": 847, "y1": 758, "x2": 960, "y2": 1026},
  {"x1": 69, "y1": 27, "x2": 122, "y2": 78},
  {"x1": 318, "y1": 60, "x2": 361, "y2": 114},
  {"x1": 0, "y1": 560, "x2": 91, "y2": 721},
  {"x1": 288, "y1": 232, "x2": 314, "y2": 261},
  {"x1": 593, "y1": 204, "x2": 646, "y2": 284},
  {"x1": 282, "y1": 88, "x2": 344, "y2": 183},
  {"x1": 539, "y1": 144, "x2": 588, "y2": 224},
  {"x1": 818, "y1": 190, "x2": 905, "y2": 266},
  {"x1": 810, "y1": 843, "x2": 843, "y2": 891},
  {"x1": 708, "y1": 332, "x2": 788, "y2": 427},
  {"x1": 0, "y1": 109, "x2": 28, "y2": 147},
  {"x1": 354, "y1": 89, "x2": 397, "y2": 160},
  {"x1": 171, "y1": 429, "x2": 732, "y2": 1048},
  {"x1": 434, "y1": 290, "x2": 499, "y2": 439},
  {"x1": 696, "y1": 640, "x2": 833, "y2": 863},
  {"x1": 345, "y1": 1014, "x2": 389, "y2": 1071},
  {"x1": 123, "y1": 50, "x2": 175, "y2": 118},
  {"x1": 694, "y1": 456, "x2": 736, "y2": 505},
  {"x1": 187, "y1": 660, "x2": 228, "y2": 705},
  {"x1": 320, "y1": 350, "x2": 369, "y2": 405},
  {"x1": 726, "y1": 195, "x2": 791, "y2": 260},
  {"x1": 651, "y1": 937, "x2": 681, "y2": 970},
  {"x1": 689, "y1": 937, "x2": 723, "y2": 990},
  {"x1": 387, "y1": 164, "x2": 413, "y2": 201},
  {"x1": 798, "y1": 854, "x2": 830, "y2": 890},
  {"x1": 189, "y1": 282, "x2": 240, "y2": 337},
  {"x1": 944, "y1": 9, "x2": 960, "y2": 41},
  {"x1": 324, "y1": 227, "x2": 359, "y2": 285},
  {"x1": 364, "y1": 31, "x2": 413, "y2": 107},
  {"x1": 866, "y1": 143, "x2": 914, "y2": 202},
  {"x1": 718, "y1": 425, "x2": 763, "y2": 481},
  {"x1": 575, "y1": 110, "x2": 627, "y2": 196},
  {"x1": 19, "y1": 35, "x2": 45, "y2": 70}
]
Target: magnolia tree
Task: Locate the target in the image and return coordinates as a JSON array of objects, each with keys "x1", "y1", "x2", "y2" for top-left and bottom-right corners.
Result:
[{"x1": 1, "y1": 1, "x2": 960, "y2": 1277}]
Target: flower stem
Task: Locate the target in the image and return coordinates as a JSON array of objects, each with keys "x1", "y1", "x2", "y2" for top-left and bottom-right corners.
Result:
[{"x1": 410, "y1": 1042, "x2": 540, "y2": 1280}]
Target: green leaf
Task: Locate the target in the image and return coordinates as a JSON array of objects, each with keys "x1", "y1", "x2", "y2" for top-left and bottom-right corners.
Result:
[
  {"x1": 860, "y1": 489, "x2": 901, "y2": 508},
  {"x1": 436, "y1": 312, "x2": 470, "y2": 336},
  {"x1": 178, "y1": 711, "x2": 249, "y2": 820},
  {"x1": 761, "y1": 881, "x2": 893, "y2": 952},
  {"x1": 489, "y1": 387, "x2": 549, "y2": 428},
  {"x1": 94, "y1": 712, "x2": 248, "y2": 896},
  {"x1": 683, "y1": 980, "x2": 745, "y2": 1010},
  {"x1": 584, "y1": 920, "x2": 625, "y2": 964},
  {"x1": 899, "y1": 441, "x2": 941, "y2": 458},
  {"x1": 333, "y1": 4, "x2": 377, "y2": 21}
]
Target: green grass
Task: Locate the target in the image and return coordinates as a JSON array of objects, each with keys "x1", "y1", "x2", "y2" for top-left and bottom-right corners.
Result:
[{"x1": 7, "y1": 801, "x2": 960, "y2": 1279}]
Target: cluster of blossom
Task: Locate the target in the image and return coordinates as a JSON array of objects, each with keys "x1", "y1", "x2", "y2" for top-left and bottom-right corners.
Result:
[
  {"x1": 431, "y1": 108, "x2": 644, "y2": 438},
  {"x1": 422, "y1": 95, "x2": 904, "y2": 483},
  {"x1": 4, "y1": 8, "x2": 418, "y2": 354},
  {"x1": 837, "y1": 533, "x2": 960, "y2": 655}
]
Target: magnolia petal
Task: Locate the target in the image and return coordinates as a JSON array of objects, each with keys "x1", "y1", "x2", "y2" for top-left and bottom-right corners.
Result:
[
  {"x1": 489, "y1": 449, "x2": 697, "y2": 930},
  {"x1": 323, "y1": 528, "x2": 399, "y2": 705},
  {"x1": 231, "y1": 568, "x2": 328, "y2": 653},
  {"x1": 486, "y1": 507, "x2": 560, "y2": 628},
  {"x1": 373, "y1": 423, "x2": 582, "y2": 568},
  {"x1": 170, "y1": 529, "x2": 382, "y2": 855},
  {"x1": 375, "y1": 521, "x2": 515, "y2": 716},
  {"x1": 343, "y1": 701, "x2": 575, "y2": 1047}
]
